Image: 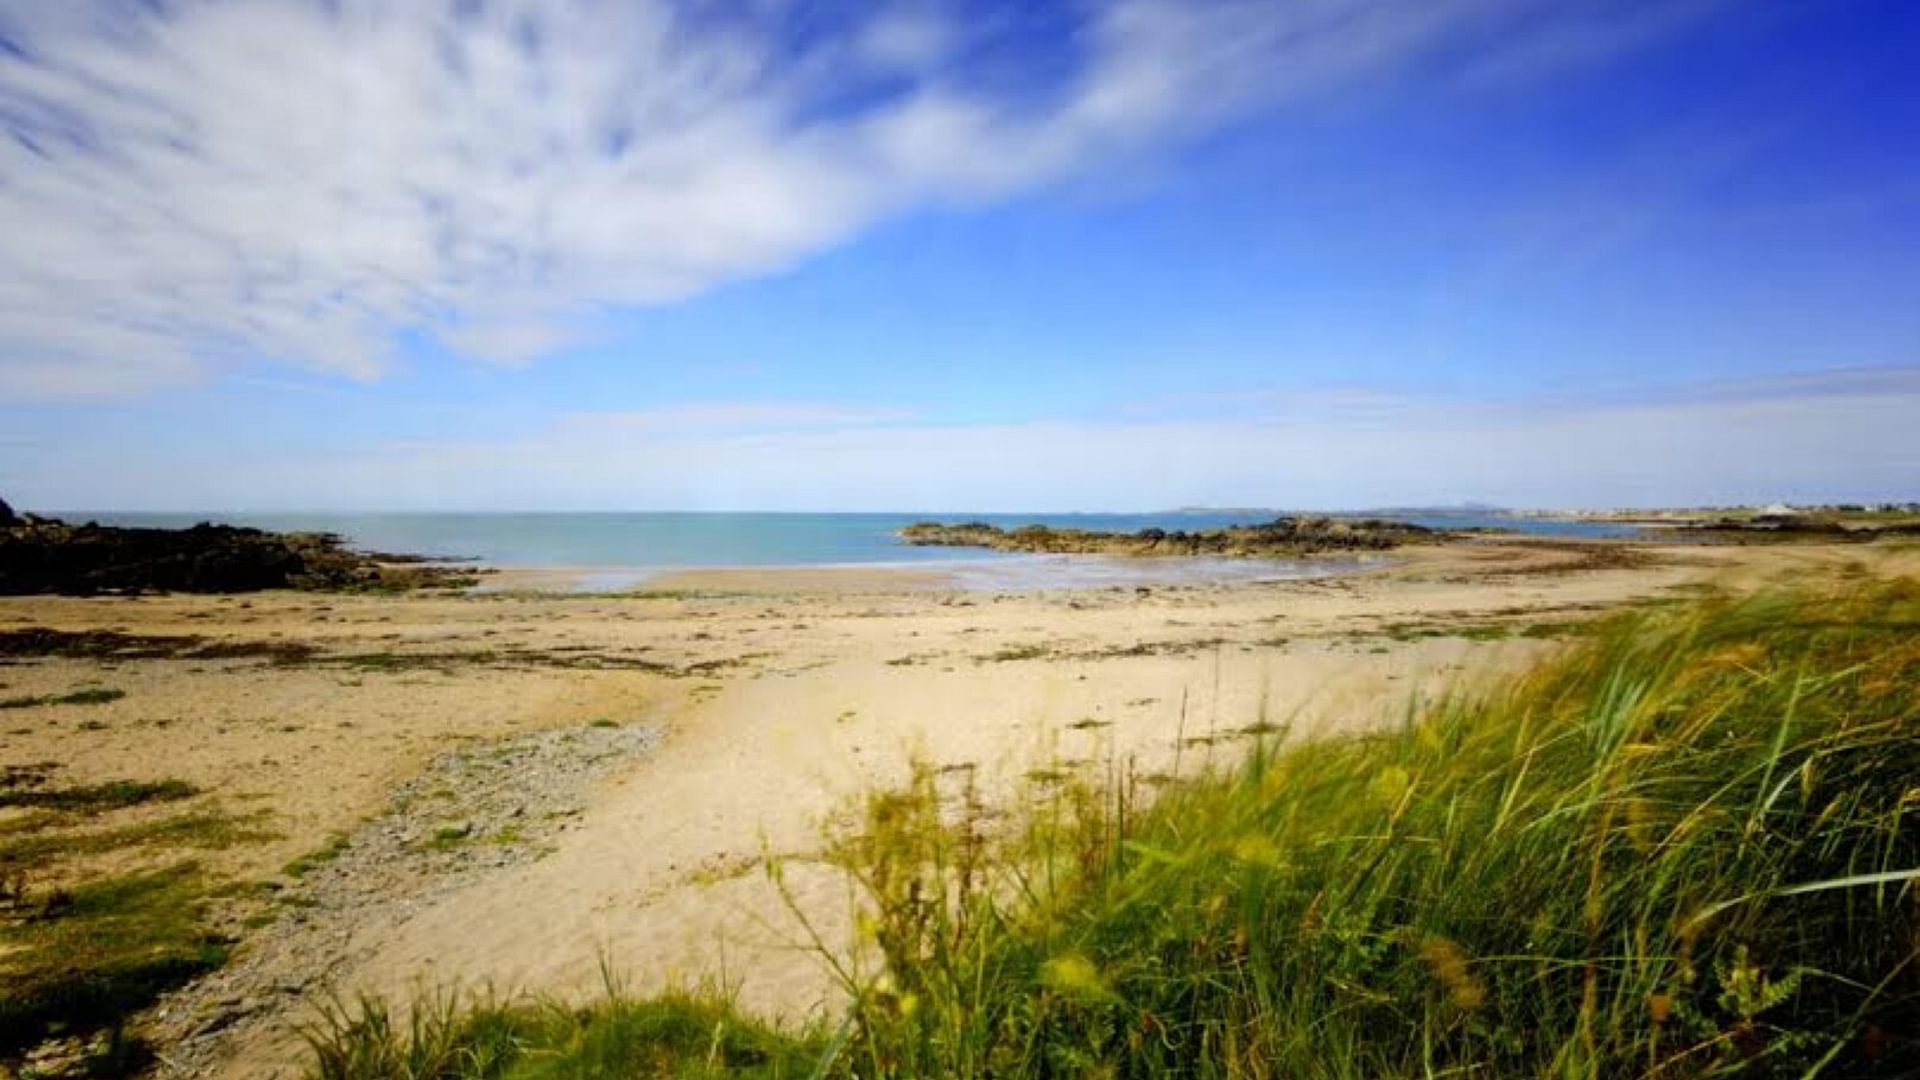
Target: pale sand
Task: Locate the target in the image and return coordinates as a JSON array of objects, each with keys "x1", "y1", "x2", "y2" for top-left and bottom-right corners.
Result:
[{"x1": 2, "y1": 537, "x2": 1906, "y2": 1077}]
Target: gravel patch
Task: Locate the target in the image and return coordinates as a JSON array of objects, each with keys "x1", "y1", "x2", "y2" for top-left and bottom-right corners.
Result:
[{"x1": 149, "y1": 721, "x2": 660, "y2": 1077}]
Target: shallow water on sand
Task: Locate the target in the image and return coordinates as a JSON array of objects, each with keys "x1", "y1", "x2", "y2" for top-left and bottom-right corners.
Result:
[
  {"x1": 65, "y1": 510, "x2": 1635, "y2": 564},
  {"x1": 942, "y1": 553, "x2": 1376, "y2": 591},
  {"x1": 481, "y1": 554, "x2": 1380, "y2": 593}
]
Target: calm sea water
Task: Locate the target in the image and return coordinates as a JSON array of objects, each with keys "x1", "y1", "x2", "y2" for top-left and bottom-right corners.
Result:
[{"x1": 59, "y1": 511, "x2": 1637, "y2": 572}]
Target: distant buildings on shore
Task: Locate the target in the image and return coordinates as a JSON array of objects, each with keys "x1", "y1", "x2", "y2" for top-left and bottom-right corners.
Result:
[{"x1": 1513, "y1": 502, "x2": 1920, "y2": 521}]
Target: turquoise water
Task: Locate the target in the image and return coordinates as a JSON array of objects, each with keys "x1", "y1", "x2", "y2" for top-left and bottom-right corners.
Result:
[{"x1": 60, "y1": 511, "x2": 1638, "y2": 571}]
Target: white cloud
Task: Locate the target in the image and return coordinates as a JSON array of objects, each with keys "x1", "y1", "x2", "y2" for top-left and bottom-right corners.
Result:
[
  {"x1": 0, "y1": 0, "x2": 1729, "y2": 399},
  {"x1": 16, "y1": 368, "x2": 1914, "y2": 511}
]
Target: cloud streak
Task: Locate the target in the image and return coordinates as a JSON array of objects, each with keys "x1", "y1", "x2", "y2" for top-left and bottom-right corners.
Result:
[
  {"x1": 0, "y1": 0, "x2": 1729, "y2": 398},
  {"x1": 14, "y1": 366, "x2": 1914, "y2": 512}
]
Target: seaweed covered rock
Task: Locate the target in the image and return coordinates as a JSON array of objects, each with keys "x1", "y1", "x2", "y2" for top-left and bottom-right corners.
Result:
[
  {"x1": 899, "y1": 516, "x2": 1440, "y2": 557},
  {"x1": 0, "y1": 515, "x2": 475, "y2": 596}
]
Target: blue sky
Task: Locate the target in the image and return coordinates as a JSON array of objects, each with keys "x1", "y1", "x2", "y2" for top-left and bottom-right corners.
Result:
[{"x1": 1, "y1": 0, "x2": 1916, "y2": 511}]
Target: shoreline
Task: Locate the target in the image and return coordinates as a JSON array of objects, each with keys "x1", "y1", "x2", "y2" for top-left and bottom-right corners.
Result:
[
  {"x1": 31, "y1": 509, "x2": 1659, "y2": 583},
  {"x1": 469, "y1": 527, "x2": 1699, "y2": 596},
  {"x1": 478, "y1": 550, "x2": 1397, "y2": 595}
]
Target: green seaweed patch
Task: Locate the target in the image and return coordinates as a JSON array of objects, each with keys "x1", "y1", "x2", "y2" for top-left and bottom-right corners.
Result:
[
  {"x1": 0, "y1": 688, "x2": 126, "y2": 711},
  {"x1": 0, "y1": 778, "x2": 198, "y2": 816},
  {"x1": 425, "y1": 823, "x2": 475, "y2": 850},
  {"x1": 0, "y1": 864, "x2": 229, "y2": 1063},
  {"x1": 0, "y1": 628, "x2": 318, "y2": 664},
  {"x1": 980, "y1": 643, "x2": 1051, "y2": 663},
  {"x1": 1376, "y1": 620, "x2": 1515, "y2": 643},
  {"x1": 284, "y1": 834, "x2": 352, "y2": 879},
  {"x1": 0, "y1": 811, "x2": 277, "y2": 873}
]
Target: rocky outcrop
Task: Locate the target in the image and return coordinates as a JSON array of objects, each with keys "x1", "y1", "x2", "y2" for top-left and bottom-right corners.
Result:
[
  {"x1": 0, "y1": 496, "x2": 16, "y2": 528},
  {"x1": 0, "y1": 514, "x2": 478, "y2": 596},
  {"x1": 1681, "y1": 515, "x2": 1920, "y2": 543},
  {"x1": 899, "y1": 516, "x2": 1440, "y2": 557}
]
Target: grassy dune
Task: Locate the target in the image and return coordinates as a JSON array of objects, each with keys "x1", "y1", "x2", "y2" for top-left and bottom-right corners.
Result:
[{"x1": 311, "y1": 580, "x2": 1919, "y2": 1078}]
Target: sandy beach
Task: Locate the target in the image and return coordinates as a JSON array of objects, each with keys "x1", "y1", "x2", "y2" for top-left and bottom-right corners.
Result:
[
  {"x1": 2, "y1": 535, "x2": 1908, "y2": 1078},
  {"x1": 8, "y1": 7, "x2": 1916, "y2": 1073}
]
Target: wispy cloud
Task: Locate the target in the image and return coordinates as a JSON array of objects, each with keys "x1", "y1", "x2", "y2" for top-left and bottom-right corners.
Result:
[
  {"x1": 0, "y1": 0, "x2": 1730, "y2": 399},
  {"x1": 563, "y1": 403, "x2": 919, "y2": 436},
  {"x1": 1448, "y1": 0, "x2": 1732, "y2": 88},
  {"x1": 1123, "y1": 366, "x2": 1920, "y2": 425},
  {"x1": 17, "y1": 366, "x2": 1914, "y2": 511}
]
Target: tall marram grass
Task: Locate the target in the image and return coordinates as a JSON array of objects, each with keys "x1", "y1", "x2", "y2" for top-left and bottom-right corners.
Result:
[{"x1": 306, "y1": 581, "x2": 1920, "y2": 1079}]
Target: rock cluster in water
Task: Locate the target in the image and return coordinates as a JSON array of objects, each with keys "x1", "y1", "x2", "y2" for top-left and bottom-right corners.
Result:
[
  {"x1": 0, "y1": 502, "x2": 475, "y2": 595},
  {"x1": 899, "y1": 516, "x2": 1439, "y2": 557}
]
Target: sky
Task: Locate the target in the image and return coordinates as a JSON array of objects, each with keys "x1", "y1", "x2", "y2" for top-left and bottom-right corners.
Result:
[{"x1": 0, "y1": 0, "x2": 1916, "y2": 512}]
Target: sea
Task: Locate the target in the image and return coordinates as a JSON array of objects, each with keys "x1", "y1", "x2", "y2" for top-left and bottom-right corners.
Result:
[{"x1": 57, "y1": 511, "x2": 1640, "y2": 591}]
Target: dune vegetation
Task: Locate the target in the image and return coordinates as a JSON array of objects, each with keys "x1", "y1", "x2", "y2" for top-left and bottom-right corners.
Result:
[{"x1": 296, "y1": 578, "x2": 1916, "y2": 1077}]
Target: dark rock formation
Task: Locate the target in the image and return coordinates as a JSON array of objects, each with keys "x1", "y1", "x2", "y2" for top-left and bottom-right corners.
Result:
[
  {"x1": 898, "y1": 516, "x2": 1441, "y2": 557},
  {"x1": 0, "y1": 514, "x2": 478, "y2": 596},
  {"x1": 1680, "y1": 516, "x2": 1920, "y2": 543},
  {"x1": 0, "y1": 496, "x2": 15, "y2": 527}
]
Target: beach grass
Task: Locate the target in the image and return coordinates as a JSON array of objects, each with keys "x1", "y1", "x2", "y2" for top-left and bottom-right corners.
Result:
[
  {"x1": 303, "y1": 578, "x2": 1919, "y2": 1078},
  {"x1": 302, "y1": 982, "x2": 820, "y2": 1080}
]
